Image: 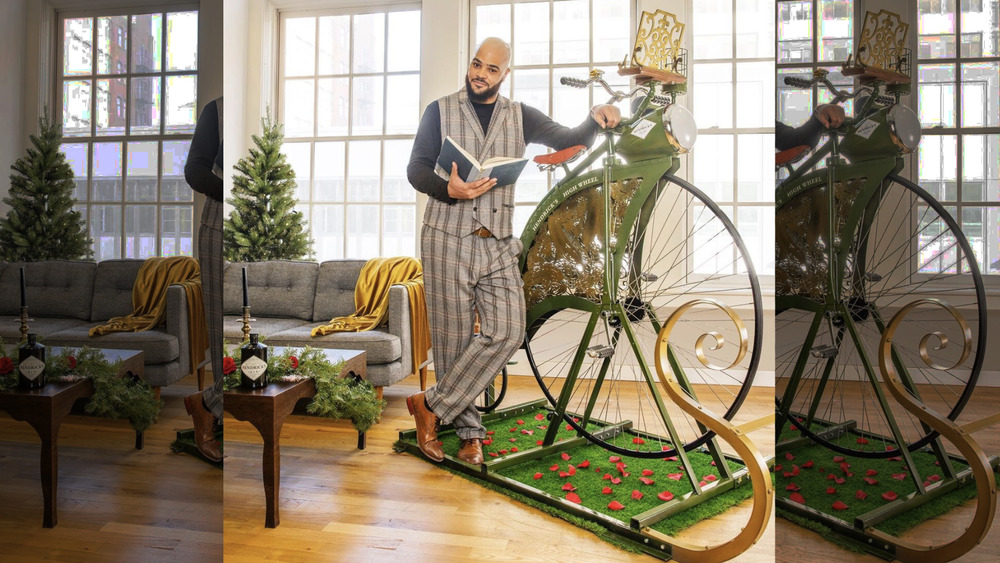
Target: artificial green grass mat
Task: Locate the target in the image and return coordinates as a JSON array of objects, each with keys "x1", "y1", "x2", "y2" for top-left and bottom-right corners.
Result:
[
  {"x1": 401, "y1": 407, "x2": 758, "y2": 540},
  {"x1": 776, "y1": 437, "x2": 998, "y2": 537},
  {"x1": 170, "y1": 428, "x2": 223, "y2": 469}
]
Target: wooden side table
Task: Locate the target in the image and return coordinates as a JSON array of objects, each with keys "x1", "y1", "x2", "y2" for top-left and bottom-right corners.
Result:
[
  {"x1": 224, "y1": 348, "x2": 366, "y2": 528},
  {"x1": 0, "y1": 348, "x2": 145, "y2": 527}
]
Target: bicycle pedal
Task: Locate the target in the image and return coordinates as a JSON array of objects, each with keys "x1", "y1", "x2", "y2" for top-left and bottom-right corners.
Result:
[
  {"x1": 587, "y1": 345, "x2": 615, "y2": 358},
  {"x1": 811, "y1": 345, "x2": 839, "y2": 359}
]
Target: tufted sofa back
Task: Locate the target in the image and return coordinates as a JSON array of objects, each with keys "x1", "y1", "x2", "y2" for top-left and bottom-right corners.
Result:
[
  {"x1": 0, "y1": 261, "x2": 97, "y2": 320},
  {"x1": 223, "y1": 261, "x2": 319, "y2": 320}
]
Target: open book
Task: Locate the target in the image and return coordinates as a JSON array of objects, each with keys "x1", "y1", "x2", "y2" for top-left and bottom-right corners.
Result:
[{"x1": 437, "y1": 136, "x2": 528, "y2": 186}]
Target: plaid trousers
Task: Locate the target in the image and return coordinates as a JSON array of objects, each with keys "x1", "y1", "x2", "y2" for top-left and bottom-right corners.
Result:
[
  {"x1": 422, "y1": 224, "x2": 525, "y2": 440},
  {"x1": 199, "y1": 198, "x2": 224, "y2": 418}
]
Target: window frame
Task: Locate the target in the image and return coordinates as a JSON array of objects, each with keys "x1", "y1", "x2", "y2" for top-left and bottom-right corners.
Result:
[{"x1": 55, "y1": 3, "x2": 200, "y2": 261}]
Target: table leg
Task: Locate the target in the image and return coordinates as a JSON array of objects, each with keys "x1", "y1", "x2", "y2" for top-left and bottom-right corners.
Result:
[
  {"x1": 27, "y1": 417, "x2": 59, "y2": 528},
  {"x1": 262, "y1": 433, "x2": 280, "y2": 528}
]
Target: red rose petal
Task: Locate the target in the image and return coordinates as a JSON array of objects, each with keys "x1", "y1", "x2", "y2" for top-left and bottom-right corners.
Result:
[
  {"x1": 642, "y1": 469, "x2": 654, "y2": 477},
  {"x1": 667, "y1": 473, "x2": 683, "y2": 481},
  {"x1": 802, "y1": 460, "x2": 814, "y2": 468},
  {"x1": 711, "y1": 461, "x2": 716, "y2": 466},
  {"x1": 562, "y1": 482, "x2": 576, "y2": 491},
  {"x1": 521, "y1": 429, "x2": 534, "y2": 435},
  {"x1": 567, "y1": 465, "x2": 576, "y2": 476},
  {"x1": 509, "y1": 438, "x2": 517, "y2": 443},
  {"x1": 833, "y1": 456, "x2": 845, "y2": 463},
  {"x1": 792, "y1": 465, "x2": 800, "y2": 476},
  {"x1": 929, "y1": 474, "x2": 941, "y2": 482},
  {"x1": 533, "y1": 472, "x2": 543, "y2": 480},
  {"x1": 561, "y1": 452, "x2": 571, "y2": 461},
  {"x1": 632, "y1": 437, "x2": 645, "y2": 445},
  {"x1": 483, "y1": 439, "x2": 493, "y2": 445},
  {"x1": 835, "y1": 477, "x2": 845, "y2": 484},
  {"x1": 537, "y1": 440, "x2": 544, "y2": 446},
  {"x1": 539, "y1": 426, "x2": 547, "y2": 430},
  {"x1": 785, "y1": 452, "x2": 795, "y2": 461},
  {"x1": 855, "y1": 490, "x2": 867, "y2": 500},
  {"x1": 578, "y1": 460, "x2": 590, "y2": 468},
  {"x1": 511, "y1": 447, "x2": 519, "y2": 453},
  {"x1": 856, "y1": 437, "x2": 869, "y2": 444},
  {"x1": 565, "y1": 492, "x2": 582, "y2": 504},
  {"x1": 789, "y1": 492, "x2": 806, "y2": 504},
  {"x1": 789, "y1": 424, "x2": 797, "y2": 431},
  {"x1": 699, "y1": 480, "x2": 708, "y2": 487},
  {"x1": 863, "y1": 477, "x2": 878, "y2": 485},
  {"x1": 566, "y1": 424, "x2": 573, "y2": 431},
  {"x1": 832, "y1": 500, "x2": 849, "y2": 510},
  {"x1": 866, "y1": 469, "x2": 878, "y2": 476},
  {"x1": 534, "y1": 413, "x2": 546, "y2": 421},
  {"x1": 783, "y1": 472, "x2": 794, "y2": 478},
  {"x1": 640, "y1": 477, "x2": 655, "y2": 485},
  {"x1": 665, "y1": 456, "x2": 678, "y2": 461},
  {"x1": 888, "y1": 456, "x2": 902, "y2": 461},
  {"x1": 609, "y1": 456, "x2": 621, "y2": 463},
  {"x1": 826, "y1": 473, "x2": 836, "y2": 480},
  {"x1": 839, "y1": 462, "x2": 851, "y2": 472},
  {"x1": 509, "y1": 427, "x2": 517, "y2": 432},
  {"x1": 603, "y1": 473, "x2": 613, "y2": 480},
  {"x1": 658, "y1": 491, "x2": 674, "y2": 502},
  {"x1": 549, "y1": 464, "x2": 560, "y2": 471},
  {"x1": 488, "y1": 452, "x2": 498, "y2": 458},
  {"x1": 608, "y1": 501, "x2": 625, "y2": 510},
  {"x1": 486, "y1": 431, "x2": 494, "y2": 435},
  {"x1": 631, "y1": 490, "x2": 643, "y2": 500},
  {"x1": 602, "y1": 487, "x2": 613, "y2": 494},
  {"x1": 774, "y1": 464, "x2": 784, "y2": 472},
  {"x1": 611, "y1": 477, "x2": 622, "y2": 485},
  {"x1": 559, "y1": 471, "x2": 569, "y2": 478},
  {"x1": 786, "y1": 483, "x2": 800, "y2": 491},
  {"x1": 705, "y1": 475, "x2": 717, "y2": 482},
  {"x1": 924, "y1": 480, "x2": 931, "y2": 487},
  {"x1": 882, "y1": 491, "x2": 898, "y2": 501},
  {"x1": 826, "y1": 487, "x2": 837, "y2": 494},
  {"x1": 891, "y1": 473, "x2": 906, "y2": 480},
  {"x1": 499, "y1": 450, "x2": 508, "y2": 455}
]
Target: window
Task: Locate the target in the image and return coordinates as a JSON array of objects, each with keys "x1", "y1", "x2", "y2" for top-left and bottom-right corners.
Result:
[
  {"x1": 58, "y1": 9, "x2": 199, "y2": 261},
  {"x1": 472, "y1": 0, "x2": 633, "y2": 238},
  {"x1": 278, "y1": 7, "x2": 421, "y2": 260},
  {"x1": 692, "y1": 0, "x2": 775, "y2": 276},
  {"x1": 918, "y1": 0, "x2": 1000, "y2": 274}
]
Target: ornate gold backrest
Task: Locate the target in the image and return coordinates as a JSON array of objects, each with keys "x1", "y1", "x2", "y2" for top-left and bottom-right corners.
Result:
[
  {"x1": 856, "y1": 9, "x2": 908, "y2": 71},
  {"x1": 629, "y1": 9, "x2": 684, "y2": 72}
]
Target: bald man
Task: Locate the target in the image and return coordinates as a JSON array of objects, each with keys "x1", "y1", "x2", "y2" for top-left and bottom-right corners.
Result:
[{"x1": 406, "y1": 37, "x2": 620, "y2": 465}]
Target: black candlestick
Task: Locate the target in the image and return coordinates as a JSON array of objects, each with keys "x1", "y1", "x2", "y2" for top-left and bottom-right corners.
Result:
[
  {"x1": 20, "y1": 267, "x2": 26, "y2": 307},
  {"x1": 242, "y1": 267, "x2": 249, "y2": 307}
]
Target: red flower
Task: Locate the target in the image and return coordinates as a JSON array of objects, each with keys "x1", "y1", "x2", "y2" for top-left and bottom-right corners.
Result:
[
  {"x1": 223, "y1": 357, "x2": 237, "y2": 375},
  {"x1": 66, "y1": 356, "x2": 77, "y2": 369},
  {"x1": 789, "y1": 492, "x2": 806, "y2": 504},
  {"x1": 288, "y1": 356, "x2": 299, "y2": 369},
  {"x1": 0, "y1": 356, "x2": 13, "y2": 375},
  {"x1": 657, "y1": 491, "x2": 674, "y2": 502},
  {"x1": 832, "y1": 500, "x2": 848, "y2": 510},
  {"x1": 565, "y1": 492, "x2": 582, "y2": 504}
]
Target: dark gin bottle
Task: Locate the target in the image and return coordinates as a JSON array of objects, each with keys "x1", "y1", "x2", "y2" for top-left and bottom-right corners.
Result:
[
  {"x1": 240, "y1": 333, "x2": 268, "y2": 389},
  {"x1": 18, "y1": 333, "x2": 46, "y2": 389}
]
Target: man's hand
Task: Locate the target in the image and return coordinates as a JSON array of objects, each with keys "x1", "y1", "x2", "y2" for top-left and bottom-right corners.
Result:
[
  {"x1": 447, "y1": 162, "x2": 497, "y2": 200},
  {"x1": 591, "y1": 104, "x2": 622, "y2": 129},
  {"x1": 815, "y1": 104, "x2": 846, "y2": 129}
]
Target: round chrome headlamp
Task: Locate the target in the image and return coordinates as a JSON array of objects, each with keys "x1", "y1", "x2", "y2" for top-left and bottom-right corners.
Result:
[
  {"x1": 888, "y1": 104, "x2": 921, "y2": 153},
  {"x1": 663, "y1": 104, "x2": 697, "y2": 154}
]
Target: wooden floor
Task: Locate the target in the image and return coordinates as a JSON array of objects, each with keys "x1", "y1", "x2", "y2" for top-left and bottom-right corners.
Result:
[
  {"x1": 0, "y1": 372, "x2": 223, "y2": 562},
  {"x1": 223, "y1": 372, "x2": 775, "y2": 563},
  {"x1": 775, "y1": 386, "x2": 1000, "y2": 563}
]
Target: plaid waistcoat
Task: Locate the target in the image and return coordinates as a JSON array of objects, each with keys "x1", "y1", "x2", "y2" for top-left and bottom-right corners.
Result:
[{"x1": 425, "y1": 87, "x2": 526, "y2": 239}]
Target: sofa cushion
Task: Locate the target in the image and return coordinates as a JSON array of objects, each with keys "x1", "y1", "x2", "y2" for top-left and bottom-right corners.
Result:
[
  {"x1": 223, "y1": 261, "x2": 318, "y2": 320},
  {"x1": 90, "y1": 259, "x2": 145, "y2": 322},
  {"x1": 0, "y1": 261, "x2": 97, "y2": 320},
  {"x1": 266, "y1": 324, "x2": 401, "y2": 364},
  {"x1": 312, "y1": 260, "x2": 366, "y2": 322},
  {"x1": 0, "y1": 316, "x2": 91, "y2": 343},
  {"x1": 43, "y1": 325, "x2": 180, "y2": 364},
  {"x1": 221, "y1": 316, "x2": 313, "y2": 343}
]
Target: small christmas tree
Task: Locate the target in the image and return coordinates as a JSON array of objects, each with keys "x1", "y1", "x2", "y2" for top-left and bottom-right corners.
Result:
[
  {"x1": 224, "y1": 114, "x2": 313, "y2": 261},
  {"x1": 0, "y1": 112, "x2": 93, "y2": 261}
]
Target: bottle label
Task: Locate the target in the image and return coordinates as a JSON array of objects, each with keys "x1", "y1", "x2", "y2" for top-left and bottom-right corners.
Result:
[
  {"x1": 19, "y1": 356, "x2": 44, "y2": 381},
  {"x1": 241, "y1": 355, "x2": 267, "y2": 381}
]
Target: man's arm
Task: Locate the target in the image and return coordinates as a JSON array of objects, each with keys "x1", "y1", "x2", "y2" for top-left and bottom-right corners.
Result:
[
  {"x1": 522, "y1": 104, "x2": 602, "y2": 149},
  {"x1": 407, "y1": 102, "x2": 454, "y2": 204},
  {"x1": 775, "y1": 105, "x2": 845, "y2": 151},
  {"x1": 185, "y1": 99, "x2": 223, "y2": 201}
]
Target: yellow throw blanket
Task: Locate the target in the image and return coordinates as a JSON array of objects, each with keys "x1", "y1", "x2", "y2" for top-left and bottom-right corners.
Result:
[
  {"x1": 312, "y1": 257, "x2": 431, "y2": 378},
  {"x1": 90, "y1": 256, "x2": 208, "y2": 376}
]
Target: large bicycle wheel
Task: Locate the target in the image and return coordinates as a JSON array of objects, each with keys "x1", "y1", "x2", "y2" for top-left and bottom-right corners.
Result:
[
  {"x1": 776, "y1": 174, "x2": 986, "y2": 457},
  {"x1": 521, "y1": 172, "x2": 763, "y2": 457}
]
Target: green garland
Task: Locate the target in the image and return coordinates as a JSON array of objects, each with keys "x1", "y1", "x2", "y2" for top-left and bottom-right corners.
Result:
[
  {"x1": 223, "y1": 342, "x2": 386, "y2": 434},
  {"x1": 0, "y1": 337, "x2": 162, "y2": 433}
]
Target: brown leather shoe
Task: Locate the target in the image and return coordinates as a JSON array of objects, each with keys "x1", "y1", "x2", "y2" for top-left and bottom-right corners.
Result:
[
  {"x1": 184, "y1": 391, "x2": 222, "y2": 462},
  {"x1": 406, "y1": 392, "x2": 444, "y2": 462},
  {"x1": 457, "y1": 438, "x2": 484, "y2": 465}
]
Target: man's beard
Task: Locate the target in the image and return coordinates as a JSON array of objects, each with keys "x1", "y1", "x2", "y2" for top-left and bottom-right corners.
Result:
[{"x1": 466, "y1": 75, "x2": 503, "y2": 103}]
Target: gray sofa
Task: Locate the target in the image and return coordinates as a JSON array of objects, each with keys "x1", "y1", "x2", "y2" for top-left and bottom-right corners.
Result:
[
  {"x1": 0, "y1": 260, "x2": 196, "y2": 391},
  {"x1": 222, "y1": 260, "x2": 420, "y2": 398}
]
